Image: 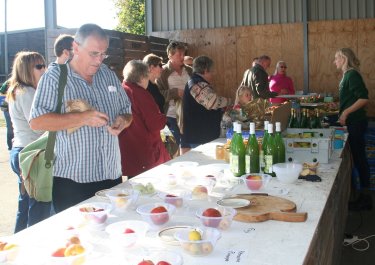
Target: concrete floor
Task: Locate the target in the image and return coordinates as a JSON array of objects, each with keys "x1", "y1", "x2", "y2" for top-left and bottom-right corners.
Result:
[
  {"x1": 0, "y1": 120, "x2": 375, "y2": 264},
  {"x1": 0, "y1": 126, "x2": 18, "y2": 236},
  {"x1": 341, "y1": 191, "x2": 375, "y2": 265}
]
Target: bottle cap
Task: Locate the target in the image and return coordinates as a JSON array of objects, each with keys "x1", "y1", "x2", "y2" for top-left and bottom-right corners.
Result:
[
  {"x1": 275, "y1": 122, "x2": 281, "y2": 132},
  {"x1": 250, "y1": 122, "x2": 255, "y2": 134},
  {"x1": 264, "y1": 120, "x2": 269, "y2": 130},
  {"x1": 268, "y1": 123, "x2": 273, "y2": 134}
]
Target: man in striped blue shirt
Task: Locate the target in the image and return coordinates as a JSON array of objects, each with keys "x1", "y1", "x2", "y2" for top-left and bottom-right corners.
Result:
[{"x1": 30, "y1": 24, "x2": 133, "y2": 212}]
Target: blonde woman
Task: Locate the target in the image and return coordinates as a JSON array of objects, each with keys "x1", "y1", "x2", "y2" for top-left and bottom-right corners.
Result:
[
  {"x1": 334, "y1": 48, "x2": 371, "y2": 210},
  {"x1": 269, "y1": 61, "x2": 295, "y2": 104},
  {"x1": 7, "y1": 51, "x2": 51, "y2": 232}
]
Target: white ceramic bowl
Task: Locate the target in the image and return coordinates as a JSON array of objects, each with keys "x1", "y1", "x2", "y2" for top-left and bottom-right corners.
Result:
[
  {"x1": 273, "y1": 163, "x2": 303, "y2": 184},
  {"x1": 136, "y1": 203, "x2": 176, "y2": 229},
  {"x1": 196, "y1": 207, "x2": 237, "y2": 230},
  {"x1": 105, "y1": 189, "x2": 139, "y2": 212},
  {"x1": 241, "y1": 173, "x2": 272, "y2": 191},
  {"x1": 105, "y1": 220, "x2": 149, "y2": 248},
  {"x1": 174, "y1": 227, "x2": 221, "y2": 257}
]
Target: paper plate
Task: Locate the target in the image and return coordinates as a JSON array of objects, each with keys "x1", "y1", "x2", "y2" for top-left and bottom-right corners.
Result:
[{"x1": 216, "y1": 198, "x2": 251, "y2": 208}]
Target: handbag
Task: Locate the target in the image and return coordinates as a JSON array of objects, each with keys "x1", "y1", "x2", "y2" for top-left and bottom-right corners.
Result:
[{"x1": 19, "y1": 64, "x2": 67, "y2": 202}]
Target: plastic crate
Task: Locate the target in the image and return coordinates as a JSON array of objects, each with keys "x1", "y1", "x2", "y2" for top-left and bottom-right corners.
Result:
[{"x1": 283, "y1": 128, "x2": 334, "y2": 163}]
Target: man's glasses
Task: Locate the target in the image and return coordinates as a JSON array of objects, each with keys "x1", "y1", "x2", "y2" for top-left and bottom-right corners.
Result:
[
  {"x1": 78, "y1": 44, "x2": 109, "y2": 59},
  {"x1": 35, "y1": 64, "x2": 46, "y2": 70}
]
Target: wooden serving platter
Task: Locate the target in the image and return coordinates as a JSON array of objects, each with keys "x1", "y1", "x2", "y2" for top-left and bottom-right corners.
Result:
[{"x1": 232, "y1": 194, "x2": 308, "y2": 223}]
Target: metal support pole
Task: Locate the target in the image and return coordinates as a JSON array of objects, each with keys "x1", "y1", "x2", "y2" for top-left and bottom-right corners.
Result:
[
  {"x1": 302, "y1": 0, "x2": 309, "y2": 94},
  {"x1": 4, "y1": 0, "x2": 9, "y2": 78},
  {"x1": 44, "y1": 0, "x2": 57, "y2": 63}
]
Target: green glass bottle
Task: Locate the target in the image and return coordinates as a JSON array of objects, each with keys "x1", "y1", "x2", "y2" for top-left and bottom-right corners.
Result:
[
  {"x1": 315, "y1": 109, "x2": 322, "y2": 128},
  {"x1": 288, "y1": 109, "x2": 295, "y2": 128},
  {"x1": 260, "y1": 121, "x2": 269, "y2": 173},
  {"x1": 264, "y1": 123, "x2": 276, "y2": 177},
  {"x1": 292, "y1": 109, "x2": 300, "y2": 128},
  {"x1": 230, "y1": 123, "x2": 246, "y2": 177},
  {"x1": 245, "y1": 122, "x2": 260, "y2": 173},
  {"x1": 274, "y1": 122, "x2": 286, "y2": 164},
  {"x1": 300, "y1": 109, "x2": 307, "y2": 128}
]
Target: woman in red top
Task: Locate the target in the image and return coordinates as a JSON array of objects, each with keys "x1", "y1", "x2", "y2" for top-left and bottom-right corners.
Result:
[{"x1": 119, "y1": 60, "x2": 170, "y2": 178}]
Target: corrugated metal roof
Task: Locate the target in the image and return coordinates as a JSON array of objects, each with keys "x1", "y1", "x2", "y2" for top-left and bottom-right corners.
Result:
[{"x1": 147, "y1": 0, "x2": 375, "y2": 32}]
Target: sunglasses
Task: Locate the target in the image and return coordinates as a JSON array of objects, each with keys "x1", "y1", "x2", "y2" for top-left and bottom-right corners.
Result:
[
  {"x1": 280, "y1": 66, "x2": 287, "y2": 69},
  {"x1": 35, "y1": 64, "x2": 46, "y2": 70}
]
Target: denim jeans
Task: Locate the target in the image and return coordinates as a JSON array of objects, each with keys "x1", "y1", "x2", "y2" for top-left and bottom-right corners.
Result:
[
  {"x1": 2, "y1": 110, "x2": 14, "y2": 150},
  {"x1": 10, "y1": 147, "x2": 52, "y2": 233},
  {"x1": 166, "y1": 117, "x2": 181, "y2": 146},
  {"x1": 347, "y1": 120, "x2": 370, "y2": 189}
]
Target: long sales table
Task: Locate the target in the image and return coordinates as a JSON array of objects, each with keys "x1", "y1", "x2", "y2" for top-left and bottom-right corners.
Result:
[{"x1": 4, "y1": 139, "x2": 352, "y2": 265}]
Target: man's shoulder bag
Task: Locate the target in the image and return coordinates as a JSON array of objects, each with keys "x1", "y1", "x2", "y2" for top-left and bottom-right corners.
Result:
[{"x1": 19, "y1": 64, "x2": 67, "y2": 202}]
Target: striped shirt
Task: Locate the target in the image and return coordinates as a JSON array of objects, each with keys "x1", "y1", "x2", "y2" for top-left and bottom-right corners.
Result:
[{"x1": 30, "y1": 63, "x2": 132, "y2": 183}]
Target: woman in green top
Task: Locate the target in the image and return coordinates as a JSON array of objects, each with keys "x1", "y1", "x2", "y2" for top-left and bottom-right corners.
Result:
[{"x1": 334, "y1": 48, "x2": 371, "y2": 209}]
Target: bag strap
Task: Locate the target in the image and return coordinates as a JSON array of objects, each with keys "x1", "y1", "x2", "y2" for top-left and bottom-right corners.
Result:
[{"x1": 45, "y1": 64, "x2": 68, "y2": 168}]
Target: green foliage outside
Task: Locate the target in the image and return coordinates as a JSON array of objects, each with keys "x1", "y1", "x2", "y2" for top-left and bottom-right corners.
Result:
[{"x1": 114, "y1": 0, "x2": 146, "y2": 35}]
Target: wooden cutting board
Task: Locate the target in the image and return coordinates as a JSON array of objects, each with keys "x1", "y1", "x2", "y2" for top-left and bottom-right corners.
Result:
[{"x1": 233, "y1": 194, "x2": 308, "y2": 222}]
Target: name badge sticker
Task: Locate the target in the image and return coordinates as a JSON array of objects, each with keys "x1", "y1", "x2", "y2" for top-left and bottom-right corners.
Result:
[{"x1": 108, "y1": 85, "x2": 117, "y2": 92}]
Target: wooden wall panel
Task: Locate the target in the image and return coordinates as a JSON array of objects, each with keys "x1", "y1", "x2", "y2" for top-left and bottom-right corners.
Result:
[
  {"x1": 308, "y1": 20, "x2": 358, "y2": 95},
  {"x1": 358, "y1": 19, "x2": 375, "y2": 118},
  {"x1": 281, "y1": 23, "x2": 304, "y2": 92},
  {"x1": 153, "y1": 19, "x2": 375, "y2": 117}
]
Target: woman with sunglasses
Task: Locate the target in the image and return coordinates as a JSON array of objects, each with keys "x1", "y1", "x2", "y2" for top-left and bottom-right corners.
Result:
[
  {"x1": 6, "y1": 51, "x2": 51, "y2": 233},
  {"x1": 269, "y1": 61, "x2": 295, "y2": 104}
]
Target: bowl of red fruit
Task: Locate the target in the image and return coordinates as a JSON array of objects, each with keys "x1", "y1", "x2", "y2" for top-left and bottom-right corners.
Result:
[
  {"x1": 105, "y1": 220, "x2": 149, "y2": 248},
  {"x1": 241, "y1": 173, "x2": 271, "y2": 191},
  {"x1": 195, "y1": 207, "x2": 236, "y2": 230},
  {"x1": 136, "y1": 203, "x2": 176, "y2": 229},
  {"x1": 78, "y1": 202, "x2": 112, "y2": 229}
]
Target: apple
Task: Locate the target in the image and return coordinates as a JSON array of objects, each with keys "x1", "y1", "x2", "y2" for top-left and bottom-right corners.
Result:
[
  {"x1": 64, "y1": 244, "x2": 85, "y2": 257},
  {"x1": 202, "y1": 208, "x2": 222, "y2": 227},
  {"x1": 164, "y1": 194, "x2": 183, "y2": 207},
  {"x1": 188, "y1": 230, "x2": 202, "y2": 241},
  {"x1": 150, "y1": 206, "x2": 169, "y2": 225},
  {"x1": 192, "y1": 185, "x2": 208, "y2": 200},
  {"x1": 246, "y1": 175, "x2": 263, "y2": 190},
  {"x1": 0, "y1": 241, "x2": 6, "y2": 251},
  {"x1": 66, "y1": 236, "x2": 80, "y2": 247},
  {"x1": 51, "y1": 247, "x2": 66, "y2": 257},
  {"x1": 189, "y1": 243, "x2": 202, "y2": 255},
  {"x1": 201, "y1": 242, "x2": 213, "y2": 254},
  {"x1": 157, "y1": 261, "x2": 171, "y2": 265},
  {"x1": 138, "y1": 260, "x2": 155, "y2": 265},
  {"x1": 123, "y1": 228, "x2": 135, "y2": 234}
]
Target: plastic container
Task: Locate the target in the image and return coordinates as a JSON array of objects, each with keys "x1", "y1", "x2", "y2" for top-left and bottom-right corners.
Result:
[
  {"x1": 273, "y1": 163, "x2": 303, "y2": 184},
  {"x1": 174, "y1": 227, "x2": 221, "y2": 257}
]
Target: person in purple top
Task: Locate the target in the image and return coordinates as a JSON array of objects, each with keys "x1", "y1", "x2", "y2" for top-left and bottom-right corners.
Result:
[{"x1": 269, "y1": 61, "x2": 295, "y2": 104}]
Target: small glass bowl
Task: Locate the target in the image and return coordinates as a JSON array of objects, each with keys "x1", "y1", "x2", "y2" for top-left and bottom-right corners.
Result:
[
  {"x1": 195, "y1": 207, "x2": 237, "y2": 230},
  {"x1": 105, "y1": 189, "x2": 139, "y2": 212},
  {"x1": 105, "y1": 220, "x2": 149, "y2": 248},
  {"x1": 136, "y1": 203, "x2": 176, "y2": 229},
  {"x1": 174, "y1": 227, "x2": 221, "y2": 257},
  {"x1": 241, "y1": 173, "x2": 272, "y2": 191}
]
